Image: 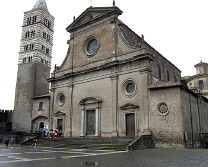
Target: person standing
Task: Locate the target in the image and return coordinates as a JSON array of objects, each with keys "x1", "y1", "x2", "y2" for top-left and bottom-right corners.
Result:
[
  {"x1": 34, "y1": 137, "x2": 38, "y2": 148},
  {"x1": 10, "y1": 136, "x2": 14, "y2": 148},
  {"x1": 4, "y1": 136, "x2": 9, "y2": 148}
]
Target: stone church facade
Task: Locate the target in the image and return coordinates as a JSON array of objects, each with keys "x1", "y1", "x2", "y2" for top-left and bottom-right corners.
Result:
[{"x1": 12, "y1": 0, "x2": 208, "y2": 148}]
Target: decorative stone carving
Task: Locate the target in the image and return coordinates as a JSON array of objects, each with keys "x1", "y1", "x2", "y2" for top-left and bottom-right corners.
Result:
[
  {"x1": 120, "y1": 103, "x2": 139, "y2": 110},
  {"x1": 158, "y1": 102, "x2": 169, "y2": 116},
  {"x1": 54, "y1": 111, "x2": 66, "y2": 116}
]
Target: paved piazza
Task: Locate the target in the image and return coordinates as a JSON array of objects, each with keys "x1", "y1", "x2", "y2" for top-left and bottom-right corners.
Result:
[{"x1": 1, "y1": 145, "x2": 208, "y2": 167}]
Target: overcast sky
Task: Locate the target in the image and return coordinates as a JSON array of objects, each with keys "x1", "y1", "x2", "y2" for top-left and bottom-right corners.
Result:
[{"x1": 0, "y1": 0, "x2": 208, "y2": 110}]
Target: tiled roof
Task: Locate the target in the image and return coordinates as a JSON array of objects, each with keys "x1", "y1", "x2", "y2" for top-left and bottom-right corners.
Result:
[
  {"x1": 33, "y1": 0, "x2": 48, "y2": 10},
  {"x1": 148, "y1": 80, "x2": 182, "y2": 89}
]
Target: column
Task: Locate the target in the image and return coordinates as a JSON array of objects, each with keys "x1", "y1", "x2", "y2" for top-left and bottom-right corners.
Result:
[
  {"x1": 110, "y1": 75, "x2": 118, "y2": 136},
  {"x1": 95, "y1": 107, "x2": 99, "y2": 136},
  {"x1": 80, "y1": 109, "x2": 85, "y2": 137}
]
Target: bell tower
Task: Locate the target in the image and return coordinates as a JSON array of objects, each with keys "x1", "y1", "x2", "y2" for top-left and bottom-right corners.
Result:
[{"x1": 12, "y1": 0, "x2": 54, "y2": 132}]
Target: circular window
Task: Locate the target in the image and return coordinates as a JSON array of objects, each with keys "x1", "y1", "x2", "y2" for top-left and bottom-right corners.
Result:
[
  {"x1": 57, "y1": 93, "x2": 66, "y2": 107},
  {"x1": 126, "y1": 83, "x2": 135, "y2": 94},
  {"x1": 158, "y1": 102, "x2": 169, "y2": 116},
  {"x1": 60, "y1": 95, "x2": 65, "y2": 104},
  {"x1": 122, "y1": 79, "x2": 137, "y2": 98},
  {"x1": 87, "y1": 39, "x2": 99, "y2": 55},
  {"x1": 83, "y1": 36, "x2": 100, "y2": 57}
]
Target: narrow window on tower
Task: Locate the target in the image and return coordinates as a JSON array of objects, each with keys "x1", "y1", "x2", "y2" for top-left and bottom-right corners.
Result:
[
  {"x1": 158, "y1": 64, "x2": 161, "y2": 80},
  {"x1": 38, "y1": 102, "x2": 43, "y2": 111},
  {"x1": 32, "y1": 16, "x2": 37, "y2": 24},
  {"x1": 199, "y1": 80, "x2": 204, "y2": 91},
  {"x1": 41, "y1": 45, "x2": 45, "y2": 51},
  {"x1": 27, "y1": 17, "x2": 32, "y2": 25},
  {"x1": 43, "y1": 32, "x2": 46, "y2": 39},
  {"x1": 23, "y1": 58, "x2": 27, "y2": 63},
  {"x1": 48, "y1": 21, "x2": 51, "y2": 29},
  {"x1": 27, "y1": 18, "x2": 30, "y2": 25},
  {"x1": 31, "y1": 30, "x2": 35, "y2": 37},
  {"x1": 174, "y1": 76, "x2": 177, "y2": 82},
  {"x1": 46, "y1": 48, "x2": 49, "y2": 55},
  {"x1": 47, "y1": 35, "x2": 50, "y2": 41},
  {"x1": 167, "y1": 70, "x2": 170, "y2": 81}
]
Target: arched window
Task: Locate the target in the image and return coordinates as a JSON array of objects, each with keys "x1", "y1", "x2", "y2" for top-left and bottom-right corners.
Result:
[
  {"x1": 167, "y1": 71, "x2": 170, "y2": 81},
  {"x1": 199, "y1": 80, "x2": 204, "y2": 91},
  {"x1": 39, "y1": 102, "x2": 43, "y2": 111},
  {"x1": 158, "y1": 64, "x2": 161, "y2": 80},
  {"x1": 174, "y1": 76, "x2": 177, "y2": 82}
]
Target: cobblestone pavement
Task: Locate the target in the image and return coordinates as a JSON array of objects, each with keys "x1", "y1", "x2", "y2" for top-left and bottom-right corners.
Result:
[{"x1": 1, "y1": 144, "x2": 208, "y2": 167}]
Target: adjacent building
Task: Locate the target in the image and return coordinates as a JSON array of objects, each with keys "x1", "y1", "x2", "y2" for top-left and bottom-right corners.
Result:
[{"x1": 184, "y1": 61, "x2": 208, "y2": 98}]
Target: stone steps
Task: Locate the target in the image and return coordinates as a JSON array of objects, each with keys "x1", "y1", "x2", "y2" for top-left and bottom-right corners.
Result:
[{"x1": 22, "y1": 137, "x2": 135, "y2": 151}]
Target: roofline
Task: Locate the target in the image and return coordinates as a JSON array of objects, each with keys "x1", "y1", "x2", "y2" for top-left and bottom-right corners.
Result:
[
  {"x1": 149, "y1": 82, "x2": 208, "y2": 101},
  {"x1": 120, "y1": 22, "x2": 181, "y2": 73},
  {"x1": 32, "y1": 94, "x2": 51, "y2": 99},
  {"x1": 66, "y1": 6, "x2": 123, "y2": 32}
]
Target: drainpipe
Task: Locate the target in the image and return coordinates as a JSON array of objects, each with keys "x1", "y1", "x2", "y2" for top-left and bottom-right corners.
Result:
[{"x1": 189, "y1": 93, "x2": 194, "y2": 148}]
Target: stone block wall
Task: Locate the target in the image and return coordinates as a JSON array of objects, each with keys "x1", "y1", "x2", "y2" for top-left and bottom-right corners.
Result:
[{"x1": 149, "y1": 87, "x2": 184, "y2": 148}]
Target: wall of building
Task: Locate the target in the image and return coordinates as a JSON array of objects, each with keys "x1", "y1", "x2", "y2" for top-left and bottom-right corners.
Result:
[
  {"x1": 51, "y1": 57, "x2": 151, "y2": 137},
  {"x1": 150, "y1": 86, "x2": 208, "y2": 148},
  {"x1": 149, "y1": 87, "x2": 184, "y2": 148},
  {"x1": 32, "y1": 97, "x2": 50, "y2": 132}
]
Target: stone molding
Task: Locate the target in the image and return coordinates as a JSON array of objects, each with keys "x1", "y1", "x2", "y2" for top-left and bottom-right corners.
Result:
[{"x1": 120, "y1": 103, "x2": 139, "y2": 110}]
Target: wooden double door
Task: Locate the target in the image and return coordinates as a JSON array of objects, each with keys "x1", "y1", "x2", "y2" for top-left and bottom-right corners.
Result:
[
  {"x1": 86, "y1": 110, "x2": 96, "y2": 136},
  {"x1": 126, "y1": 113, "x2": 135, "y2": 136}
]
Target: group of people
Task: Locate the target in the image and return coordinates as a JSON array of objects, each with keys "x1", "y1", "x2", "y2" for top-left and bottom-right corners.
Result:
[
  {"x1": 42, "y1": 129, "x2": 62, "y2": 138},
  {"x1": 4, "y1": 136, "x2": 14, "y2": 148}
]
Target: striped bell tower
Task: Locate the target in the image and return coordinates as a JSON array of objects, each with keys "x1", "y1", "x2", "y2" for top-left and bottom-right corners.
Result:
[{"x1": 12, "y1": 0, "x2": 54, "y2": 132}]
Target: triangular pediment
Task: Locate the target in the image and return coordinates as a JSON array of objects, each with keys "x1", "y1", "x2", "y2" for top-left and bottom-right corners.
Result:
[{"x1": 66, "y1": 6, "x2": 123, "y2": 32}]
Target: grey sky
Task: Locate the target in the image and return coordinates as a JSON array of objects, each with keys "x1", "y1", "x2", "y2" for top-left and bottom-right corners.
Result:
[{"x1": 0, "y1": 0, "x2": 208, "y2": 109}]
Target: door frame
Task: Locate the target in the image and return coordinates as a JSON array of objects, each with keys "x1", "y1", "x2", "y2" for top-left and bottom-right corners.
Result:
[
  {"x1": 120, "y1": 103, "x2": 139, "y2": 137},
  {"x1": 86, "y1": 109, "x2": 96, "y2": 136},
  {"x1": 80, "y1": 97, "x2": 102, "y2": 137},
  {"x1": 125, "y1": 113, "x2": 135, "y2": 136}
]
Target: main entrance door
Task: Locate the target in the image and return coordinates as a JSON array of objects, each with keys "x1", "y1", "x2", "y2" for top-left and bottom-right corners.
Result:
[
  {"x1": 86, "y1": 110, "x2": 96, "y2": 136},
  {"x1": 126, "y1": 113, "x2": 135, "y2": 136}
]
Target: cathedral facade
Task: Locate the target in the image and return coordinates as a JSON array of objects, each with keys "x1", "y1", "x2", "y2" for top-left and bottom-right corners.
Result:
[{"x1": 12, "y1": 0, "x2": 208, "y2": 148}]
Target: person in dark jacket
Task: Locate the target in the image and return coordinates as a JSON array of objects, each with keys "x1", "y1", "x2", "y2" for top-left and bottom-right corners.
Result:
[{"x1": 4, "y1": 136, "x2": 9, "y2": 148}]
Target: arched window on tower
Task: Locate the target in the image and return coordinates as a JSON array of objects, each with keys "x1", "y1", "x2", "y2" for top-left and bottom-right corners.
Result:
[
  {"x1": 23, "y1": 58, "x2": 27, "y2": 63},
  {"x1": 167, "y1": 70, "x2": 170, "y2": 81},
  {"x1": 27, "y1": 17, "x2": 32, "y2": 25},
  {"x1": 158, "y1": 64, "x2": 161, "y2": 80},
  {"x1": 38, "y1": 102, "x2": 43, "y2": 111},
  {"x1": 199, "y1": 80, "x2": 204, "y2": 91},
  {"x1": 32, "y1": 16, "x2": 37, "y2": 24}
]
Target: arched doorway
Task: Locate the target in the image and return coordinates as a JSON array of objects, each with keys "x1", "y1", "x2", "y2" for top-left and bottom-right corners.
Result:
[{"x1": 39, "y1": 122, "x2": 44, "y2": 131}]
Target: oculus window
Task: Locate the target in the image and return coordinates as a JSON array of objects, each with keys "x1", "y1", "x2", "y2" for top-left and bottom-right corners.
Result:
[
  {"x1": 83, "y1": 36, "x2": 100, "y2": 57},
  {"x1": 87, "y1": 39, "x2": 99, "y2": 55},
  {"x1": 122, "y1": 79, "x2": 137, "y2": 98}
]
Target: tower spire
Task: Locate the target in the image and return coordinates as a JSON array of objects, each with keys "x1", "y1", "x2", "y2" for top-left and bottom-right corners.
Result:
[
  {"x1": 33, "y1": 0, "x2": 48, "y2": 10},
  {"x1": 113, "y1": 0, "x2": 115, "y2": 6}
]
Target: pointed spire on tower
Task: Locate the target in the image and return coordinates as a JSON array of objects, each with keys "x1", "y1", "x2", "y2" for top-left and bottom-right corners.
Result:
[
  {"x1": 33, "y1": 0, "x2": 48, "y2": 10},
  {"x1": 113, "y1": 0, "x2": 115, "y2": 6}
]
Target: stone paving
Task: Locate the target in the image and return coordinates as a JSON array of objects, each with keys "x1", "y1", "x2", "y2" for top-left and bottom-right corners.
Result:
[{"x1": 1, "y1": 144, "x2": 208, "y2": 167}]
